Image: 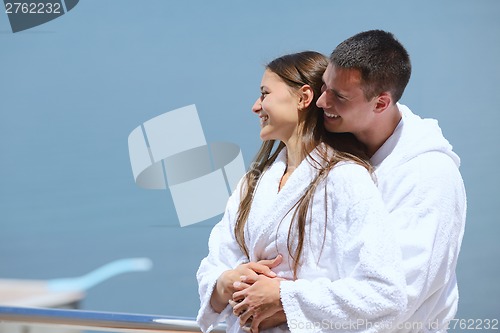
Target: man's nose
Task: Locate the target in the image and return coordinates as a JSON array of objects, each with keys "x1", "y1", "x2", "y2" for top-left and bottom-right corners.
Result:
[{"x1": 316, "y1": 91, "x2": 328, "y2": 109}]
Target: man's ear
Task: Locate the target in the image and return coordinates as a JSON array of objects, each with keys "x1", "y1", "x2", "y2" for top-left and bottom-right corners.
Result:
[
  {"x1": 298, "y1": 85, "x2": 314, "y2": 110},
  {"x1": 374, "y1": 92, "x2": 392, "y2": 114}
]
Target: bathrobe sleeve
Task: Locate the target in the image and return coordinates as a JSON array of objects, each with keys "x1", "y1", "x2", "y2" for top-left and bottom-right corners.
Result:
[
  {"x1": 196, "y1": 178, "x2": 248, "y2": 332},
  {"x1": 280, "y1": 163, "x2": 407, "y2": 332},
  {"x1": 380, "y1": 151, "x2": 466, "y2": 322}
]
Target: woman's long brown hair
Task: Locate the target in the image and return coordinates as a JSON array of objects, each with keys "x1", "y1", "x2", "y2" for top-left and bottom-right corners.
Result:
[{"x1": 234, "y1": 51, "x2": 372, "y2": 278}]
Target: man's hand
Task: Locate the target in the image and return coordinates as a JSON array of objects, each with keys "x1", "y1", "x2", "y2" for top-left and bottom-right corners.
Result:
[
  {"x1": 210, "y1": 255, "x2": 282, "y2": 313},
  {"x1": 232, "y1": 274, "x2": 284, "y2": 333}
]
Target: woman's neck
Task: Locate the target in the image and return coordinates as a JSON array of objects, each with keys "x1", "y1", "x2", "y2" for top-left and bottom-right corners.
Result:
[{"x1": 284, "y1": 135, "x2": 302, "y2": 173}]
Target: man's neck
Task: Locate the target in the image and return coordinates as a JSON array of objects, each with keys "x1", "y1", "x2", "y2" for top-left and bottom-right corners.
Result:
[{"x1": 360, "y1": 104, "x2": 402, "y2": 157}]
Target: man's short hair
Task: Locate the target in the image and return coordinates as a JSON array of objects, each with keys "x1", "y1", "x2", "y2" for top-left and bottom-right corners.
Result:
[{"x1": 330, "y1": 30, "x2": 411, "y2": 102}]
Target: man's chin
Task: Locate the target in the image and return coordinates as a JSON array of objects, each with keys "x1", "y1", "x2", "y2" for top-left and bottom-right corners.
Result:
[{"x1": 324, "y1": 124, "x2": 341, "y2": 133}]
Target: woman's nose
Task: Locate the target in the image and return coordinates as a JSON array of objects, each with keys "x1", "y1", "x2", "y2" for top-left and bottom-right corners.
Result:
[{"x1": 252, "y1": 97, "x2": 262, "y2": 113}]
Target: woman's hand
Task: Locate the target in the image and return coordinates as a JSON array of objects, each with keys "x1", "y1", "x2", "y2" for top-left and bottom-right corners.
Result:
[
  {"x1": 235, "y1": 309, "x2": 287, "y2": 333},
  {"x1": 258, "y1": 309, "x2": 287, "y2": 331},
  {"x1": 210, "y1": 255, "x2": 282, "y2": 313}
]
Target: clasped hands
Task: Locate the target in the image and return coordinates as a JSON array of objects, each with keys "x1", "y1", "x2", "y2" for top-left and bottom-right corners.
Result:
[{"x1": 212, "y1": 255, "x2": 287, "y2": 333}]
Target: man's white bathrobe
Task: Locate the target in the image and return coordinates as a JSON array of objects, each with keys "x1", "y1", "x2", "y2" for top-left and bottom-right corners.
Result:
[
  {"x1": 370, "y1": 105, "x2": 467, "y2": 332},
  {"x1": 197, "y1": 146, "x2": 407, "y2": 333}
]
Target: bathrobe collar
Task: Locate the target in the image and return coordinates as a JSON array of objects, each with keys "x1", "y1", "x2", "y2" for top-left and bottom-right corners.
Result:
[{"x1": 246, "y1": 144, "x2": 325, "y2": 261}]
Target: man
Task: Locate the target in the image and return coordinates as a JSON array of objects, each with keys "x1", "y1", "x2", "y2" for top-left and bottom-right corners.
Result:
[
  {"x1": 232, "y1": 30, "x2": 466, "y2": 332},
  {"x1": 316, "y1": 29, "x2": 466, "y2": 331}
]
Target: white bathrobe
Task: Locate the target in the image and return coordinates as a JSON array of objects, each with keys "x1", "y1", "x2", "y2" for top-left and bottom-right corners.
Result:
[
  {"x1": 197, "y1": 145, "x2": 407, "y2": 333},
  {"x1": 370, "y1": 104, "x2": 467, "y2": 332}
]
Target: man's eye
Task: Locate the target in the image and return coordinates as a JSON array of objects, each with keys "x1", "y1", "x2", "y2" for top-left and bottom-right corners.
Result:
[{"x1": 321, "y1": 84, "x2": 326, "y2": 93}]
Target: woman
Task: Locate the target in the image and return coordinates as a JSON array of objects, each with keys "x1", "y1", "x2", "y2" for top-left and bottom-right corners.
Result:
[{"x1": 196, "y1": 51, "x2": 406, "y2": 333}]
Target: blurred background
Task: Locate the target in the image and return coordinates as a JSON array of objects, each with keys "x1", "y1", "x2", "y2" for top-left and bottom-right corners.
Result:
[{"x1": 1, "y1": 0, "x2": 498, "y2": 326}]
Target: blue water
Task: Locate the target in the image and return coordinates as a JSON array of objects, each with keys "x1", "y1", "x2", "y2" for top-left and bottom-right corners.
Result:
[{"x1": 1, "y1": 0, "x2": 499, "y2": 328}]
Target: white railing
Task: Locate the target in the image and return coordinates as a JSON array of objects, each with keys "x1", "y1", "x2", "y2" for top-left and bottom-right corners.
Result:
[{"x1": 0, "y1": 306, "x2": 226, "y2": 333}]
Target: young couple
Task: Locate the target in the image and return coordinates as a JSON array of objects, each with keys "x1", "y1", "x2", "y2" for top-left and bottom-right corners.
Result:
[{"x1": 197, "y1": 30, "x2": 466, "y2": 333}]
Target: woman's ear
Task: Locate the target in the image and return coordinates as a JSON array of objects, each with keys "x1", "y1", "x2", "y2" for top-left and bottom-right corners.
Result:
[{"x1": 298, "y1": 85, "x2": 314, "y2": 110}]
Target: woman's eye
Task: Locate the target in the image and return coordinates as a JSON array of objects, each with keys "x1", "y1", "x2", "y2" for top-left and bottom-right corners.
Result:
[{"x1": 260, "y1": 92, "x2": 268, "y2": 99}]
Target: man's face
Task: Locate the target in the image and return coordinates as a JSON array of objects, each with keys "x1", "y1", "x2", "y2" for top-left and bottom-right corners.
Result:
[{"x1": 317, "y1": 63, "x2": 378, "y2": 139}]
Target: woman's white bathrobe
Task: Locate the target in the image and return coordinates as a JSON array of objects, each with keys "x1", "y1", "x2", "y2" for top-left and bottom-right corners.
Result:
[{"x1": 197, "y1": 146, "x2": 407, "y2": 333}]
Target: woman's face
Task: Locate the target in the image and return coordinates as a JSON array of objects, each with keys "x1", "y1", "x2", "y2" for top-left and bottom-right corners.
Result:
[{"x1": 251, "y1": 69, "x2": 300, "y2": 143}]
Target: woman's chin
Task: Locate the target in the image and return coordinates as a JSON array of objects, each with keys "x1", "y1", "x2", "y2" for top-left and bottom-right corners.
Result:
[{"x1": 260, "y1": 134, "x2": 276, "y2": 142}]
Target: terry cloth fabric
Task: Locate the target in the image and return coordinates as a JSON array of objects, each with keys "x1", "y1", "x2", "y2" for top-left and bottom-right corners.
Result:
[
  {"x1": 371, "y1": 104, "x2": 467, "y2": 332},
  {"x1": 197, "y1": 144, "x2": 407, "y2": 333}
]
